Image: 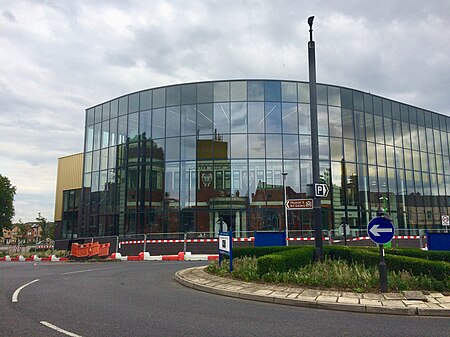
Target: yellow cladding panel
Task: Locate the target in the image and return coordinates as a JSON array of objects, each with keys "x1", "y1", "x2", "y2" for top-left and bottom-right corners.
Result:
[{"x1": 54, "y1": 153, "x2": 83, "y2": 221}]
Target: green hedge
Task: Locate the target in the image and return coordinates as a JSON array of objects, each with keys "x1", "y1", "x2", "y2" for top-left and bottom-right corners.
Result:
[
  {"x1": 323, "y1": 246, "x2": 450, "y2": 281},
  {"x1": 233, "y1": 246, "x2": 299, "y2": 259},
  {"x1": 257, "y1": 247, "x2": 314, "y2": 276}
]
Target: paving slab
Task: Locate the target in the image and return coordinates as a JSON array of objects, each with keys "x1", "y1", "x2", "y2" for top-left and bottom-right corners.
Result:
[
  {"x1": 403, "y1": 291, "x2": 427, "y2": 301},
  {"x1": 174, "y1": 266, "x2": 450, "y2": 317}
]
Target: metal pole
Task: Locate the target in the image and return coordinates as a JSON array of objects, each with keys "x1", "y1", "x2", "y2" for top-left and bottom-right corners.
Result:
[
  {"x1": 379, "y1": 244, "x2": 388, "y2": 292},
  {"x1": 308, "y1": 16, "x2": 323, "y2": 261},
  {"x1": 282, "y1": 172, "x2": 289, "y2": 246}
]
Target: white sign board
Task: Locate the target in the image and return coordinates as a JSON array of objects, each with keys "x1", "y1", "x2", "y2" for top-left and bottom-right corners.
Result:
[
  {"x1": 219, "y1": 235, "x2": 230, "y2": 253},
  {"x1": 442, "y1": 215, "x2": 449, "y2": 226}
]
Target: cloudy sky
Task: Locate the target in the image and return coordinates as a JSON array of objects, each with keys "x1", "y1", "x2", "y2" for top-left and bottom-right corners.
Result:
[{"x1": 1, "y1": 0, "x2": 449, "y2": 223}]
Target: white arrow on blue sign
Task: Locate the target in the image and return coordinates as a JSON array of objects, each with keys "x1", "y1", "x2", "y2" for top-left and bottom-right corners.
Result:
[{"x1": 367, "y1": 216, "x2": 395, "y2": 245}]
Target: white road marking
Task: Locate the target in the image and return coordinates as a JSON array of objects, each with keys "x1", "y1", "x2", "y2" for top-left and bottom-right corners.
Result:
[
  {"x1": 40, "y1": 321, "x2": 83, "y2": 337},
  {"x1": 61, "y1": 267, "x2": 116, "y2": 276},
  {"x1": 12, "y1": 279, "x2": 39, "y2": 303}
]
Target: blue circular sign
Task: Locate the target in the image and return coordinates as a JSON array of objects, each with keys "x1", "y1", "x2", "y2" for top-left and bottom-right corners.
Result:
[{"x1": 367, "y1": 217, "x2": 395, "y2": 244}]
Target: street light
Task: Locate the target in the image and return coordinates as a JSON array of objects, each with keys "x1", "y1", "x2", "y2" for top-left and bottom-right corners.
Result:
[
  {"x1": 307, "y1": 15, "x2": 323, "y2": 261},
  {"x1": 282, "y1": 172, "x2": 288, "y2": 246}
]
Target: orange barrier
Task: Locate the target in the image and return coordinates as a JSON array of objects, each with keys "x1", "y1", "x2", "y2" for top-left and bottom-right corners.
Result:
[{"x1": 98, "y1": 243, "x2": 110, "y2": 257}]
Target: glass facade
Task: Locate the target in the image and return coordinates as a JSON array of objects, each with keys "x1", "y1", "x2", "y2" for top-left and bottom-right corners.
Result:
[{"x1": 71, "y1": 80, "x2": 450, "y2": 238}]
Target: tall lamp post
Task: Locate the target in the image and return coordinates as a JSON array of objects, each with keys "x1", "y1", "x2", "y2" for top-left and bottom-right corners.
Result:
[
  {"x1": 308, "y1": 16, "x2": 323, "y2": 261},
  {"x1": 282, "y1": 172, "x2": 288, "y2": 246}
]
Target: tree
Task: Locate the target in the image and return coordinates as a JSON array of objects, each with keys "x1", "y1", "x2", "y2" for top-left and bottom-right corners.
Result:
[
  {"x1": 16, "y1": 219, "x2": 28, "y2": 245},
  {"x1": 36, "y1": 212, "x2": 48, "y2": 240},
  {"x1": 0, "y1": 174, "x2": 16, "y2": 231}
]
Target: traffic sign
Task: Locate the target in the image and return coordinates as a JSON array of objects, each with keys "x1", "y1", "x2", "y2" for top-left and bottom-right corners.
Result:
[
  {"x1": 442, "y1": 215, "x2": 449, "y2": 226},
  {"x1": 367, "y1": 216, "x2": 395, "y2": 245},
  {"x1": 286, "y1": 199, "x2": 313, "y2": 210},
  {"x1": 315, "y1": 183, "x2": 329, "y2": 197}
]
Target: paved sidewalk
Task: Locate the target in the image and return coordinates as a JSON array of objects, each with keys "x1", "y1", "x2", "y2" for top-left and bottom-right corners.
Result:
[{"x1": 174, "y1": 266, "x2": 450, "y2": 317}]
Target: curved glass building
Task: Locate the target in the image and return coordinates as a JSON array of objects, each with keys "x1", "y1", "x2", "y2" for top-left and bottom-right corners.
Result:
[{"x1": 72, "y1": 80, "x2": 450, "y2": 238}]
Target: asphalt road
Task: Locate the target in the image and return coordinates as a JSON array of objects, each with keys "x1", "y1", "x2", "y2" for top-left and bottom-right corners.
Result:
[{"x1": 1, "y1": 261, "x2": 448, "y2": 337}]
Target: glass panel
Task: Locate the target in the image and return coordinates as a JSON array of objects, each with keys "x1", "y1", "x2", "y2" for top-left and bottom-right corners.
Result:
[
  {"x1": 317, "y1": 105, "x2": 328, "y2": 136},
  {"x1": 248, "y1": 134, "x2": 265, "y2": 158},
  {"x1": 129, "y1": 93, "x2": 139, "y2": 113},
  {"x1": 166, "y1": 137, "x2": 180, "y2": 161},
  {"x1": 395, "y1": 147, "x2": 404, "y2": 169},
  {"x1": 119, "y1": 96, "x2": 128, "y2": 116},
  {"x1": 384, "y1": 118, "x2": 394, "y2": 146},
  {"x1": 330, "y1": 137, "x2": 343, "y2": 161},
  {"x1": 214, "y1": 103, "x2": 230, "y2": 135},
  {"x1": 248, "y1": 81, "x2": 264, "y2": 101},
  {"x1": 393, "y1": 120, "x2": 403, "y2": 148},
  {"x1": 367, "y1": 142, "x2": 376, "y2": 165},
  {"x1": 93, "y1": 123, "x2": 101, "y2": 150},
  {"x1": 139, "y1": 110, "x2": 151, "y2": 138},
  {"x1": 329, "y1": 107, "x2": 342, "y2": 137},
  {"x1": 264, "y1": 81, "x2": 281, "y2": 101},
  {"x1": 128, "y1": 112, "x2": 139, "y2": 141},
  {"x1": 181, "y1": 84, "x2": 196, "y2": 105},
  {"x1": 266, "y1": 134, "x2": 282, "y2": 158},
  {"x1": 344, "y1": 139, "x2": 355, "y2": 162},
  {"x1": 328, "y1": 86, "x2": 340, "y2": 106},
  {"x1": 152, "y1": 108, "x2": 165, "y2": 138},
  {"x1": 110, "y1": 99, "x2": 118, "y2": 119},
  {"x1": 353, "y1": 91, "x2": 364, "y2": 111},
  {"x1": 231, "y1": 134, "x2": 247, "y2": 158},
  {"x1": 317, "y1": 85, "x2": 327, "y2": 105},
  {"x1": 166, "y1": 85, "x2": 181, "y2": 106},
  {"x1": 166, "y1": 106, "x2": 181, "y2": 137},
  {"x1": 265, "y1": 102, "x2": 281, "y2": 133},
  {"x1": 281, "y1": 82, "x2": 297, "y2": 102},
  {"x1": 140, "y1": 90, "x2": 152, "y2": 111},
  {"x1": 101, "y1": 121, "x2": 109, "y2": 149},
  {"x1": 197, "y1": 82, "x2": 213, "y2": 103},
  {"x1": 283, "y1": 135, "x2": 299, "y2": 159},
  {"x1": 282, "y1": 103, "x2": 298, "y2": 134},
  {"x1": 231, "y1": 102, "x2": 247, "y2": 133},
  {"x1": 354, "y1": 110, "x2": 365, "y2": 141},
  {"x1": 230, "y1": 81, "x2": 247, "y2": 101},
  {"x1": 364, "y1": 93, "x2": 373, "y2": 113},
  {"x1": 318, "y1": 137, "x2": 329, "y2": 160},
  {"x1": 298, "y1": 104, "x2": 311, "y2": 134},
  {"x1": 341, "y1": 89, "x2": 352, "y2": 109},
  {"x1": 181, "y1": 105, "x2": 196, "y2": 136},
  {"x1": 94, "y1": 106, "x2": 102, "y2": 124},
  {"x1": 214, "y1": 82, "x2": 229, "y2": 102},
  {"x1": 85, "y1": 126, "x2": 94, "y2": 152},
  {"x1": 152, "y1": 88, "x2": 165, "y2": 108},
  {"x1": 102, "y1": 102, "x2": 110, "y2": 121},
  {"x1": 299, "y1": 135, "x2": 311, "y2": 159},
  {"x1": 248, "y1": 102, "x2": 264, "y2": 133},
  {"x1": 86, "y1": 108, "x2": 95, "y2": 126},
  {"x1": 342, "y1": 109, "x2": 354, "y2": 138},
  {"x1": 402, "y1": 122, "x2": 411, "y2": 149},
  {"x1": 365, "y1": 113, "x2": 375, "y2": 142},
  {"x1": 386, "y1": 145, "x2": 395, "y2": 167}
]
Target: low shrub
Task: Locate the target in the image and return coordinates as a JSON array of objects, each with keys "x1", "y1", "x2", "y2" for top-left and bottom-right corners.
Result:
[
  {"x1": 233, "y1": 246, "x2": 299, "y2": 259},
  {"x1": 257, "y1": 246, "x2": 314, "y2": 276},
  {"x1": 323, "y1": 246, "x2": 450, "y2": 282}
]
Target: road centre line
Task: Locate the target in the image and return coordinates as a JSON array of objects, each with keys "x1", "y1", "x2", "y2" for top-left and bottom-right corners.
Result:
[
  {"x1": 12, "y1": 279, "x2": 39, "y2": 303},
  {"x1": 40, "y1": 321, "x2": 83, "y2": 337},
  {"x1": 61, "y1": 267, "x2": 117, "y2": 276}
]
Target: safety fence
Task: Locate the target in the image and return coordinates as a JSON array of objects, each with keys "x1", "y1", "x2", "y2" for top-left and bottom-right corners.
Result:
[{"x1": 51, "y1": 228, "x2": 447, "y2": 257}]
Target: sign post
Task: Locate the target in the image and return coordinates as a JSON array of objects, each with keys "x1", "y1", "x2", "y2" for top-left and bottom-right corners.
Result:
[
  {"x1": 218, "y1": 230, "x2": 233, "y2": 272},
  {"x1": 367, "y1": 216, "x2": 395, "y2": 292}
]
